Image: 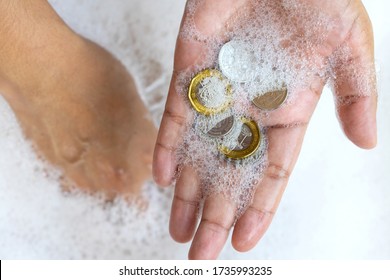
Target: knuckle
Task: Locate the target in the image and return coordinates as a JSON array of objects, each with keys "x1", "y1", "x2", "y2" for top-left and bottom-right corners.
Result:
[
  {"x1": 155, "y1": 141, "x2": 175, "y2": 152},
  {"x1": 336, "y1": 95, "x2": 369, "y2": 107},
  {"x1": 174, "y1": 194, "x2": 199, "y2": 208},
  {"x1": 266, "y1": 163, "x2": 290, "y2": 181},
  {"x1": 164, "y1": 107, "x2": 187, "y2": 127},
  {"x1": 201, "y1": 218, "x2": 231, "y2": 233},
  {"x1": 58, "y1": 143, "x2": 86, "y2": 164},
  {"x1": 267, "y1": 122, "x2": 308, "y2": 130},
  {"x1": 247, "y1": 206, "x2": 275, "y2": 218}
]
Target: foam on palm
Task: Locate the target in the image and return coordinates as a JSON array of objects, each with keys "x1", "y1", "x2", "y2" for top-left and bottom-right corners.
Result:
[
  {"x1": 0, "y1": 0, "x2": 188, "y2": 259},
  {"x1": 198, "y1": 76, "x2": 228, "y2": 108},
  {"x1": 0, "y1": 0, "x2": 378, "y2": 259},
  {"x1": 175, "y1": 0, "x2": 377, "y2": 219}
]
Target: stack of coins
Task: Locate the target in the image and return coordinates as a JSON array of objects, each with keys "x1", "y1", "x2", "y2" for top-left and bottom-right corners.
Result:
[{"x1": 188, "y1": 40, "x2": 288, "y2": 161}]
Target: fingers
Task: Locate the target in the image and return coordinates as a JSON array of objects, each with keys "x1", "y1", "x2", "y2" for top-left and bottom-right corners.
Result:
[
  {"x1": 188, "y1": 193, "x2": 236, "y2": 260},
  {"x1": 170, "y1": 166, "x2": 200, "y2": 243},
  {"x1": 230, "y1": 86, "x2": 321, "y2": 252},
  {"x1": 332, "y1": 6, "x2": 377, "y2": 149},
  {"x1": 185, "y1": 102, "x2": 313, "y2": 258},
  {"x1": 182, "y1": 124, "x2": 310, "y2": 257},
  {"x1": 232, "y1": 122, "x2": 309, "y2": 252}
]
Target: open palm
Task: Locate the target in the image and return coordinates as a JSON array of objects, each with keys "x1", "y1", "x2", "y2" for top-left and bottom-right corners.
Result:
[{"x1": 153, "y1": 0, "x2": 377, "y2": 259}]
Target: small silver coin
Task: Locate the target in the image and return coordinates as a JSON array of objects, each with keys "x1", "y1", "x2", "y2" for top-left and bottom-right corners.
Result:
[
  {"x1": 207, "y1": 115, "x2": 235, "y2": 138},
  {"x1": 234, "y1": 123, "x2": 253, "y2": 151},
  {"x1": 218, "y1": 40, "x2": 258, "y2": 83}
]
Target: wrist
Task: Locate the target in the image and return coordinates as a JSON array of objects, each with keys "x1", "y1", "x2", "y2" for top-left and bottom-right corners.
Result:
[
  {"x1": 0, "y1": 0, "x2": 74, "y2": 64},
  {"x1": 0, "y1": 0, "x2": 83, "y2": 93}
]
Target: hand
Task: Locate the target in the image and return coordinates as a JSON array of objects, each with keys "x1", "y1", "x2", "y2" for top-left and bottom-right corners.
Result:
[
  {"x1": 153, "y1": 0, "x2": 377, "y2": 259},
  {"x1": 0, "y1": 0, "x2": 157, "y2": 197}
]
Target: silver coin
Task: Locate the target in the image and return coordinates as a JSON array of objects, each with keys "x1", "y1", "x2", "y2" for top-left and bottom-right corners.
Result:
[
  {"x1": 252, "y1": 88, "x2": 288, "y2": 111},
  {"x1": 218, "y1": 40, "x2": 258, "y2": 83},
  {"x1": 234, "y1": 123, "x2": 253, "y2": 151},
  {"x1": 207, "y1": 115, "x2": 235, "y2": 138}
]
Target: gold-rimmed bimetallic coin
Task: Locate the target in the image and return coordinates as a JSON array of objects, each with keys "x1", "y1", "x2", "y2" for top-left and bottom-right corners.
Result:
[
  {"x1": 252, "y1": 87, "x2": 288, "y2": 111},
  {"x1": 219, "y1": 118, "x2": 261, "y2": 160},
  {"x1": 188, "y1": 69, "x2": 232, "y2": 116}
]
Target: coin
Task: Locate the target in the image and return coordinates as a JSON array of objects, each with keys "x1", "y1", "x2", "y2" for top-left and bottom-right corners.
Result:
[
  {"x1": 235, "y1": 124, "x2": 254, "y2": 151},
  {"x1": 207, "y1": 115, "x2": 235, "y2": 138},
  {"x1": 218, "y1": 40, "x2": 258, "y2": 83},
  {"x1": 194, "y1": 112, "x2": 236, "y2": 139},
  {"x1": 252, "y1": 88, "x2": 288, "y2": 110},
  {"x1": 219, "y1": 118, "x2": 261, "y2": 160},
  {"x1": 188, "y1": 69, "x2": 232, "y2": 116}
]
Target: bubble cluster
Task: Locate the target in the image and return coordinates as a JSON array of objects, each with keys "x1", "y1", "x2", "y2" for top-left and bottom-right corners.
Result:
[
  {"x1": 0, "y1": 0, "x2": 379, "y2": 259},
  {"x1": 175, "y1": 0, "x2": 377, "y2": 219},
  {"x1": 1, "y1": 0, "x2": 188, "y2": 259}
]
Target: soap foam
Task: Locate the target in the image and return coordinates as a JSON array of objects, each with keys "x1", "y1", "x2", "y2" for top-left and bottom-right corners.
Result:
[
  {"x1": 175, "y1": 0, "x2": 377, "y2": 219},
  {"x1": 0, "y1": 93, "x2": 188, "y2": 259},
  {"x1": 0, "y1": 0, "x2": 378, "y2": 259},
  {"x1": 0, "y1": 0, "x2": 188, "y2": 259}
]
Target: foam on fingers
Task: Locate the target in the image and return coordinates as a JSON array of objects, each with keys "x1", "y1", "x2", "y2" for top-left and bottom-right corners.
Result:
[{"x1": 175, "y1": 0, "x2": 377, "y2": 219}]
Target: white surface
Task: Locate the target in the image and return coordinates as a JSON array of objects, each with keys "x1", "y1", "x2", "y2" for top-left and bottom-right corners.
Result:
[{"x1": 0, "y1": 0, "x2": 389, "y2": 259}]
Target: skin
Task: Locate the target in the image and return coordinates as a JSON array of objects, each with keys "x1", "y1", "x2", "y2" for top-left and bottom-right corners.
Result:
[
  {"x1": 153, "y1": 0, "x2": 377, "y2": 259},
  {"x1": 0, "y1": 0, "x2": 157, "y2": 197}
]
